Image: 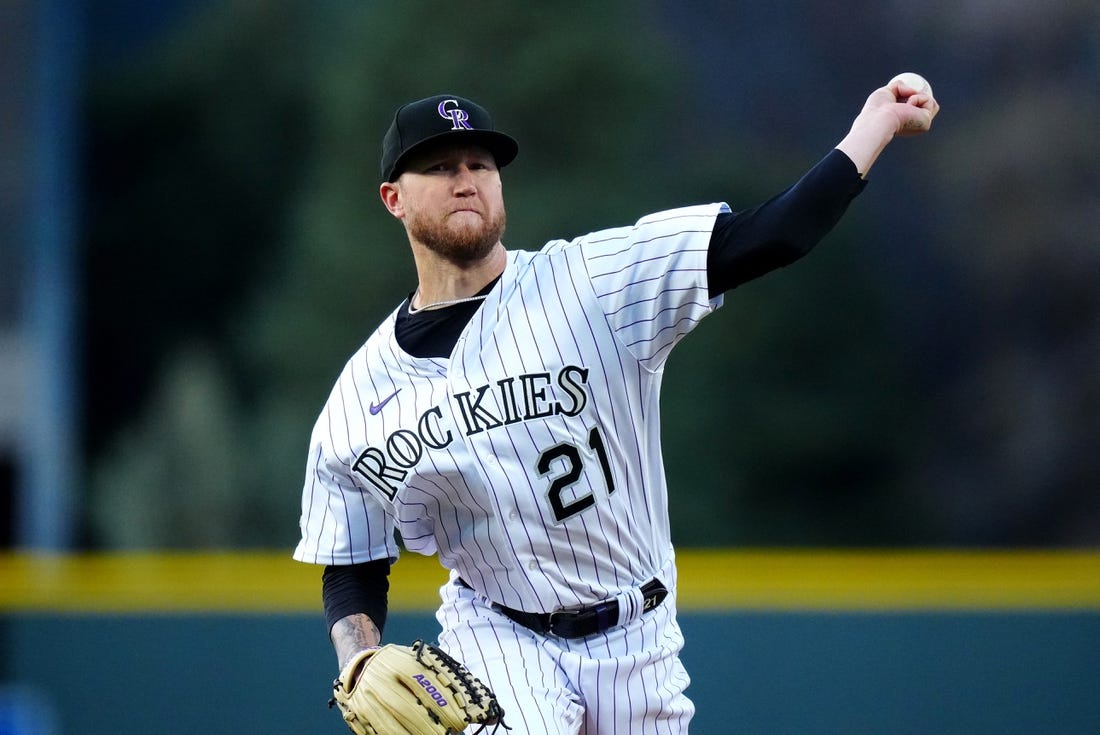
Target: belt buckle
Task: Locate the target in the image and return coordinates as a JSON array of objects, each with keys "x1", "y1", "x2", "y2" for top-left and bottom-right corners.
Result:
[
  {"x1": 546, "y1": 609, "x2": 568, "y2": 637},
  {"x1": 547, "y1": 608, "x2": 590, "y2": 638}
]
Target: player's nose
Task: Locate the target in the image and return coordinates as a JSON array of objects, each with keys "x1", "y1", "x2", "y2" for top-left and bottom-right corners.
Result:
[{"x1": 452, "y1": 166, "x2": 478, "y2": 194}]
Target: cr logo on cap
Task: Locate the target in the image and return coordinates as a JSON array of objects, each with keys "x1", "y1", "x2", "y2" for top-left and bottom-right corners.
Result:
[{"x1": 437, "y1": 99, "x2": 473, "y2": 131}]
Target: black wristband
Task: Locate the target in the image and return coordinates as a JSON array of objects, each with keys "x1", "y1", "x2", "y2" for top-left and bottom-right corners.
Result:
[{"x1": 322, "y1": 559, "x2": 391, "y2": 635}]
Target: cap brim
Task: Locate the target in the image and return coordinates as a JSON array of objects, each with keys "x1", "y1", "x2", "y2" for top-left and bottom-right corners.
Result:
[{"x1": 386, "y1": 130, "x2": 518, "y2": 182}]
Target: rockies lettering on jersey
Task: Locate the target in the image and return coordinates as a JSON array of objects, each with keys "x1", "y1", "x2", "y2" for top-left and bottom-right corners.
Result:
[
  {"x1": 354, "y1": 365, "x2": 590, "y2": 499},
  {"x1": 295, "y1": 203, "x2": 729, "y2": 613}
]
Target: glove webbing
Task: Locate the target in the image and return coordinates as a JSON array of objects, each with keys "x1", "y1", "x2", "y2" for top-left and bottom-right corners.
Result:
[{"x1": 413, "y1": 641, "x2": 510, "y2": 733}]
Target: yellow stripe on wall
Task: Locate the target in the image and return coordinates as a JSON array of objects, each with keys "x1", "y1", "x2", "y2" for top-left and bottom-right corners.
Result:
[
  {"x1": 2, "y1": 550, "x2": 1099, "y2": 614},
  {"x1": 0, "y1": 552, "x2": 444, "y2": 614},
  {"x1": 677, "y1": 549, "x2": 1100, "y2": 611}
]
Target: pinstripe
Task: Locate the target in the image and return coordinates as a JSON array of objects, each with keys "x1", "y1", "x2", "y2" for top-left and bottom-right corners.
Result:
[
  {"x1": 456, "y1": 323, "x2": 553, "y2": 608},
  {"x1": 437, "y1": 578, "x2": 692, "y2": 733},
  {"x1": 296, "y1": 203, "x2": 726, "y2": 732},
  {"x1": 546, "y1": 249, "x2": 629, "y2": 589},
  {"x1": 493, "y1": 311, "x2": 576, "y2": 608},
  {"x1": 296, "y1": 203, "x2": 724, "y2": 583},
  {"x1": 579, "y1": 250, "x2": 663, "y2": 568},
  {"x1": 531, "y1": 253, "x2": 616, "y2": 594},
  {"x1": 564, "y1": 246, "x2": 659, "y2": 576}
]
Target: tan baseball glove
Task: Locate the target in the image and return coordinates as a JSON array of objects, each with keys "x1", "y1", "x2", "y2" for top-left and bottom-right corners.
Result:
[{"x1": 330, "y1": 639, "x2": 507, "y2": 735}]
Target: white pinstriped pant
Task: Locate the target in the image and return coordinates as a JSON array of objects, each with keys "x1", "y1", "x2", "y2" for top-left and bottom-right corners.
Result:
[{"x1": 436, "y1": 574, "x2": 694, "y2": 734}]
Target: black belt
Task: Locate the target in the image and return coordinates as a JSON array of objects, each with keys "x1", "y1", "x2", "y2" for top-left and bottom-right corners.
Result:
[{"x1": 457, "y1": 578, "x2": 668, "y2": 639}]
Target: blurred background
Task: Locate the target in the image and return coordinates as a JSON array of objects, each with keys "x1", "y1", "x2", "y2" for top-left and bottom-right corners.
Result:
[
  {"x1": 3, "y1": 0, "x2": 1098, "y2": 552},
  {"x1": 1, "y1": 1, "x2": 1099, "y2": 733}
]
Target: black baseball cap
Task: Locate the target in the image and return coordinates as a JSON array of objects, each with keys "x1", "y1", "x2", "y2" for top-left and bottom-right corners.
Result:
[{"x1": 380, "y1": 94, "x2": 519, "y2": 182}]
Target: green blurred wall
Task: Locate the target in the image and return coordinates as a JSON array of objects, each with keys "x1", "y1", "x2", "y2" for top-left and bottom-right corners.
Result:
[
  {"x1": 3, "y1": 611, "x2": 1098, "y2": 734},
  {"x1": 3, "y1": 551, "x2": 1098, "y2": 733}
]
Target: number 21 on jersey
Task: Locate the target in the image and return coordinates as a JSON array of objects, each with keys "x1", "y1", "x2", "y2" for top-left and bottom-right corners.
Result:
[{"x1": 537, "y1": 426, "x2": 615, "y2": 522}]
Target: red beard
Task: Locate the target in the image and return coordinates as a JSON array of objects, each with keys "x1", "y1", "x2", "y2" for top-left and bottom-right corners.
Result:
[{"x1": 409, "y1": 207, "x2": 507, "y2": 265}]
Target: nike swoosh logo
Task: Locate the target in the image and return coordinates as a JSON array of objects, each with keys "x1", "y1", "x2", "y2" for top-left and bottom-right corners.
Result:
[{"x1": 369, "y1": 389, "x2": 401, "y2": 416}]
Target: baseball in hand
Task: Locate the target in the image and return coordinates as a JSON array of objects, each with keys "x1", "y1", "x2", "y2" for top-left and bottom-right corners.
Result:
[{"x1": 890, "y1": 72, "x2": 932, "y2": 99}]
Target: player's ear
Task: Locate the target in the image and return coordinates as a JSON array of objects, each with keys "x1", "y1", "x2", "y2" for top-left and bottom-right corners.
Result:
[{"x1": 379, "y1": 181, "x2": 404, "y2": 219}]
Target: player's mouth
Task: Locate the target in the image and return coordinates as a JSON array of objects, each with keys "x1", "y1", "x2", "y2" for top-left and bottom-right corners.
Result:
[{"x1": 448, "y1": 208, "x2": 483, "y2": 219}]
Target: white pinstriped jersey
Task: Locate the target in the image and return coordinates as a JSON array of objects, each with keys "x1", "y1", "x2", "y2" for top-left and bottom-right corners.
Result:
[{"x1": 294, "y1": 202, "x2": 729, "y2": 613}]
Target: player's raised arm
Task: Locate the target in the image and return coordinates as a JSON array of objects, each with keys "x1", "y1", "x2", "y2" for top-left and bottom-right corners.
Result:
[
  {"x1": 836, "y1": 73, "x2": 940, "y2": 177},
  {"x1": 299, "y1": 85, "x2": 943, "y2": 734}
]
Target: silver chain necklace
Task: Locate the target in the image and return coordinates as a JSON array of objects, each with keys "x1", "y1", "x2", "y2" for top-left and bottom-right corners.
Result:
[{"x1": 406, "y1": 290, "x2": 488, "y2": 315}]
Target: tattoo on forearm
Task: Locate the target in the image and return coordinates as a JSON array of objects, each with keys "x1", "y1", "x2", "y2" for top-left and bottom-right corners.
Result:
[{"x1": 331, "y1": 614, "x2": 381, "y2": 670}]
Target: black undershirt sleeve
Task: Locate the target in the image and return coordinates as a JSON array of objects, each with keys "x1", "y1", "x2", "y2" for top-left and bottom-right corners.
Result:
[
  {"x1": 322, "y1": 559, "x2": 391, "y2": 635},
  {"x1": 393, "y1": 150, "x2": 866, "y2": 358},
  {"x1": 707, "y1": 148, "x2": 868, "y2": 297}
]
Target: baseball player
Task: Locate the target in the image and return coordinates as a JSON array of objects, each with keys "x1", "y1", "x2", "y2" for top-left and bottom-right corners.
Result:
[{"x1": 296, "y1": 77, "x2": 938, "y2": 733}]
